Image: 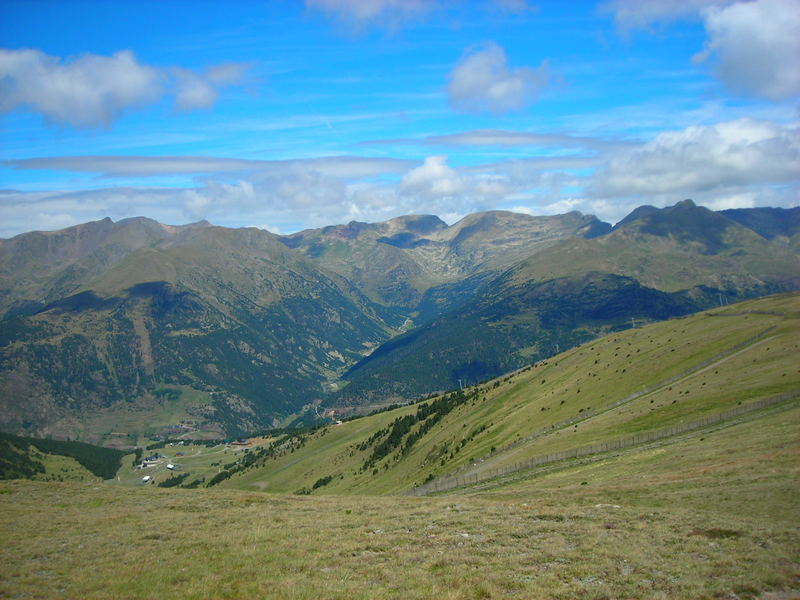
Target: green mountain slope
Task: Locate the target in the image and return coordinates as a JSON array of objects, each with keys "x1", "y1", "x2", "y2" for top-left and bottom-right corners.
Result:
[
  {"x1": 333, "y1": 272, "x2": 697, "y2": 406},
  {"x1": 332, "y1": 201, "x2": 800, "y2": 407},
  {"x1": 0, "y1": 216, "x2": 210, "y2": 319},
  {"x1": 518, "y1": 200, "x2": 800, "y2": 293},
  {"x1": 217, "y1": 292, "x2": 799, "y2": 496},
  {"x1": 2, "y1": 203, "x2": 798, "y2": 445},
  {"x1": 0, "y1": 222, "x2": 393, "y2": 442},
  {"x1": 721, "y1": 206, "x2": 800, "y2": 243}
]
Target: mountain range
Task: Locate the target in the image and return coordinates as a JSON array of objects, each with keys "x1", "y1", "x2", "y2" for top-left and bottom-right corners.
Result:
[{"x1": 1, "y1": 200, "x2": 798, "y2": 442}]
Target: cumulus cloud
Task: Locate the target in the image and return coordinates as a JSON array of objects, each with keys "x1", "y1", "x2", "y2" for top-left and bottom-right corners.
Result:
[
  {"x1": 400, "y1": 156, "x2": 465, "y2": 198},
  {"x1": 590, "y1": 118, "x2": 800, "y2": 197},
  {"x1": 447, "y1": 43, "x2": 550, "y2": 114},
  {"x1": 398, "y1": 156, "x2": 515, "y2": 216},
  {"x1": 173, "y1": 62, "x2": 251, "y2": 111},
  {"x1": 694, "y1": 0, "x2": 800, "y2": 101},
  {"x1": 0, "y1": 48, "x2": 250, "y2": 128},
  {"x1": 605, "y1": 0, "x2": 800, "y2": 101},
  {"x1": 0, "y1": 49, "x2": 162, "y2": 128}
]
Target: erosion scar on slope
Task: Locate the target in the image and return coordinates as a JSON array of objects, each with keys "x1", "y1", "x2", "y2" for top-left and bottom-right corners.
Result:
[{"x1": 132, "y1": 316, "x2": 155, "y2": 378}]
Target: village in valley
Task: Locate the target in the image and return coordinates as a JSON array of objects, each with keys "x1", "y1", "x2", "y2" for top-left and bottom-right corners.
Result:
[{"x1": 121, "y1": 437, "x2": 274, "y2": 488}]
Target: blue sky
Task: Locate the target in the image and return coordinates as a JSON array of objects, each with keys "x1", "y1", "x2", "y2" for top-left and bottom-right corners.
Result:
[{"x1": 1, "y1": 0, "x2": 798, "y2": 237}]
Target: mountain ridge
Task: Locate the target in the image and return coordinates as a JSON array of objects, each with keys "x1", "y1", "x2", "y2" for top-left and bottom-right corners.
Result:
[
  {"x1": 1, "y1": 201, "x2": 798, "y2": 441},
  {"x1": 327, "y1": 201, "x2": 800, "y2": 410}
]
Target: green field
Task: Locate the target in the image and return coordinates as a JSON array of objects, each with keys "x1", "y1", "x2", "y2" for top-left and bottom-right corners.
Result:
[{"x1": 1, "y1": 293, "x2": 798, "y2": 599}]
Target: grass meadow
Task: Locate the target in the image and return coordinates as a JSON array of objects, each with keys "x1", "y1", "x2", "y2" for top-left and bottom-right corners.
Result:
[{"x1": 2, "y1": 401, "x2": 798, "y2": 599}]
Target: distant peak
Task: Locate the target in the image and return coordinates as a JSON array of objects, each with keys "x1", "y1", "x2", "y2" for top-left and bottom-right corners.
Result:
[
  {"x1": 181, "y1": 219, "x2": 212, "y2": 229},
  {"x1": 387, "y1": 214, "x2": 448, "y2": 235},
  {"x1": 117, "y1": 216, "x2": 155, "y2": 226}
]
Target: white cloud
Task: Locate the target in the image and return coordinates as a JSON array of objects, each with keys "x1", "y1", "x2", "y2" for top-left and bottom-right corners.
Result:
[
  {"x1": 172, "y1": 69, "x2": 219, "y2": 112},
  {"x1": 3, "y1": 118, "x2": 797, "y2": 237},
  {"x1": 4, "y1": 155, "x2": 415, "y2": 179},
  {"x1": 173, "y1": 62, "x2": 251, "y2": 111},
  {"x1": 605, "y1": 0, "x2": 800, "y2": 101},
  {"x1": 400, "y1": 156, "x2": 464, "y2": 198},
  {"x1": 603, "y1": 0, "x2": 731, "y2": 30},
  {"x1": 0, "y1": 49, "x2": 163, "y2": 128},
  {"x1": 424, "y1": 129, "x2": 628, "y2": 150},
  {"x1": 695, "y1": 0, "x2": 800, "y2": 101},
  {"x1": 306, "y1": 0, "x2": 435, "y2": 32},
  {"x1": 447, "y1": 43, "x2": 550, "y2": 114},
  {"x1": 358, "y1": 129, "x2": 634, "y2": 154},
  {"x1": 701, "y1": 191, "x2": 757, "y2": 211},
  {"x1": 0, "y1": 49, "x2": 250, "y2": 128},
  {"x1": 590, "y1": 118, "x2": 800, "y2": 197},
  {"x1": 537, "y1": 197, "x2": 585, "y2": 215}
]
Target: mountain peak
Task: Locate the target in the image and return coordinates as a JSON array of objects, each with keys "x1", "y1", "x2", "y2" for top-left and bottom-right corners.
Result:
[
  {"x1": 613, "y1": 200, "x2": 748, "y2": 254},
  {"x1": 385, "y1": 214, "x2": 447, "y2": 235}
]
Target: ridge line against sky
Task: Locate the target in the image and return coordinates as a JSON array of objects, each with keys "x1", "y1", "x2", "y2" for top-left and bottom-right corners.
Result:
[{"x1": 0, "y1": 0, "x2": 798, "y2": 238}]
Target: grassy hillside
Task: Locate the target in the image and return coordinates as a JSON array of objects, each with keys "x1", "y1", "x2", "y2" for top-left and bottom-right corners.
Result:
[
  {"x1": 2, "y1": 442, "x2": 797, "y2": 600},
  {"x1": 221, "y1": 292, "x2": 799, "y2": 496},
  {"x1": 1, "y1": 392, "x2": 797, "y2": 598}
]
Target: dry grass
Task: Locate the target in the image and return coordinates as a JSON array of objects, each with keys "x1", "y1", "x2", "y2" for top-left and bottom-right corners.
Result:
[{"x1": 2, "y1": 450, "x2": 798, "y2": 600}]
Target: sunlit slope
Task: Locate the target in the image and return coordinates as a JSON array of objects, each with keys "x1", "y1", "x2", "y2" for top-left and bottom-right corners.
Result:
[
  {"x1": 476, "y1": 401, "x2": 800, "y2": 524},
  {"x1": 510, "y1": 200, "x2": 800, "y2": 294},
  {"x1": 280, "y1": 211, "x2": 609, "y2": 311},
  {"x1": 0, "y1": 432, "x2": 126, "y2": 481},
  {"x1": 223, "y1": 292, "x2": 800, "y2": 495}
]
